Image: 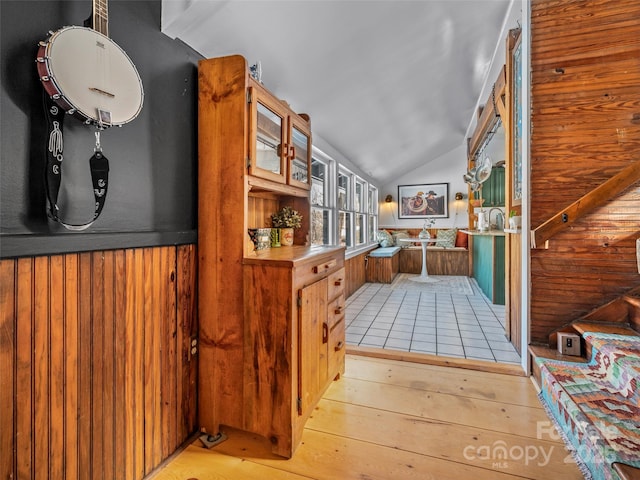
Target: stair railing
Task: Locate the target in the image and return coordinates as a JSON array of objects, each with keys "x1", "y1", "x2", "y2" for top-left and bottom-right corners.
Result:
[{"x1": 531, "y1": 160, "x2": 640, "y2": 249}]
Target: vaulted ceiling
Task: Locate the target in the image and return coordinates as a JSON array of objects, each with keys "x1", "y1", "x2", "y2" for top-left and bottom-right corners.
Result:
[{"x1": 162, "y1": 0, "x2": 512, "y2": 185}]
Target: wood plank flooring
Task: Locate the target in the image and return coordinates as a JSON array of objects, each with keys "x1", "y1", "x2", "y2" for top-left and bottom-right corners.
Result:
[{"x1": 151, "y1": 355, "x2": 582, "y2": 480}]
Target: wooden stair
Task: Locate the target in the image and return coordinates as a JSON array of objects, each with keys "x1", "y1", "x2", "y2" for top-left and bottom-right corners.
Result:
[
  {"x1": 530, "y1": 324, "x2": 640, "y2": 480},
  {"x1": 531, "y1": 321, "x2": 639, "y2": 388},
  {"x1": 614, "y1": 462, "x2": 640, "y2": 480},
  {"x1": 530, "y1": 286, "x2": 640, "y2": 389},
  {"x1": 547, "y1": 285, "x2": 640, "y2": 350},
  {"x1": 529, "y1": 344, "x2": 588, "y2": 391}
]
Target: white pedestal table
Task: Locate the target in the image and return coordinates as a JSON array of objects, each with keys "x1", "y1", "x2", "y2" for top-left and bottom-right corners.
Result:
[{"x1": 399, "y1": 237, "x2": 439, "y2": 283}]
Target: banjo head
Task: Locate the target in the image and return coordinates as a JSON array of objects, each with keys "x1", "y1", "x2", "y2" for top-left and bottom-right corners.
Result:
[{"x1": 39, "y1": 26, "x2": 143, "y2": 126}]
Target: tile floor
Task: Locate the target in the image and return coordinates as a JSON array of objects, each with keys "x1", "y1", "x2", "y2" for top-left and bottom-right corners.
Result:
[{"x1": 345, "y1": 277, "x2": 521, "y2": 364}]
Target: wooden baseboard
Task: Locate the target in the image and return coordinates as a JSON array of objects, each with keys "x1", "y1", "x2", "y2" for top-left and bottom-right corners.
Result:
[{"x1": 346, "y1": 345, "x2": 524, "y2": 376}]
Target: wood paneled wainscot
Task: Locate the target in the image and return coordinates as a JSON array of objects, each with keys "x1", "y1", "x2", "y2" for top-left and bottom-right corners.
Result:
[
  {"x1": 0, "y1": 246, "x2": 198, "y2": 480},
  {"x1": 198, "y1": 54, "x2": 346, "y2": 458}
]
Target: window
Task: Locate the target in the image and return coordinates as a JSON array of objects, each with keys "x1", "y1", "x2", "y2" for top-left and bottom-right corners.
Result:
[
  {"x1": 337, "y1": 169, "x2": 353, "y2": 247},
  {"x1": 310, "y1": 157, "x2": 331, "y2": 245},
  {"x1": 310, "y1": 148, "x2": 379, "y2": 252},
  {"x1": 368, "y1": 185, "x2": 378, "y2": 243},
  {"x1": 354, "y1": 178, "x2": 366, "y2": 246}
]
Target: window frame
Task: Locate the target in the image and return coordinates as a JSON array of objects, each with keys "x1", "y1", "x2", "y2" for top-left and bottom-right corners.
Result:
[
  {"x1": 310, "y1": 147, "x2": 379, "y2": 255},
  {"x1": 310, "y1": 153, "x2": 334, "y2": 246}
]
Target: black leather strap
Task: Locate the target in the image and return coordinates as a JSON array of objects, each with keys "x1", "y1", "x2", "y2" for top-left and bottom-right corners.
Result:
[{"x1": 44, "y1": 95, "x2": 109, "y2": 231}]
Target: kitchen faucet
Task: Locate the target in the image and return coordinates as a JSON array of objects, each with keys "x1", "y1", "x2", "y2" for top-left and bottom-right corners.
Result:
[{"x1": 488, "y1": 207, "x2": 504, "y2": 231}]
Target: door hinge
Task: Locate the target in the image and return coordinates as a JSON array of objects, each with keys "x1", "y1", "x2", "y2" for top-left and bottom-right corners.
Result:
[
  {"x1": 246, "y1": 157, "x2": 251, "y2": 169},
  {"x1": 246, "y1": 89, "x2": 252, "y2": 103},
  {"x1": 297, "y1": 297, "x2": 302, "y2": 307},
  {"x1": 297, "y1": 397, "x2": 302, "y2": 412}
]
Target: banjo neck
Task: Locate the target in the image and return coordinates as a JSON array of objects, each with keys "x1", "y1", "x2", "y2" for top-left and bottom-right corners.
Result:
[{"x1": 92, "y1": 0, "x2": 109, "y2": 36}]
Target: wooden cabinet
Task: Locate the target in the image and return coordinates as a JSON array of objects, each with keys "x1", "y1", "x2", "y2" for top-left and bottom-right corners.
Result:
[
  {"x1": 248, "y1": 81, "x2": 312, "y2": 190},
  {"x1": 198, "y1": 54, "x2": 345, "y2": 458},
  {"x1": 298, "y1": 266, "x2": 346, "y2": 414}
]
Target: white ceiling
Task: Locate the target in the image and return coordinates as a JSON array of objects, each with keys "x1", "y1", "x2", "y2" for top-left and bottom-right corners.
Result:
[{"x1": 162, "y1": 0, "x2": 512, "y2": 185}]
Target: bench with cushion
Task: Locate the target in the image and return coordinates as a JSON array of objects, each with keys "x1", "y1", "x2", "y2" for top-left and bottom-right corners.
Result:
[
  {"x1": 365, "y1": 246, "x2": 401, "y2": 283},
  {"x1": 382, "y1": 228, "x2": 470, "y2": 277}
]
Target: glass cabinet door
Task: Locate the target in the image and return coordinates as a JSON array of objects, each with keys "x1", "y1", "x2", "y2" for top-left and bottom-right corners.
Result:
[
  {"x1": 289, "y1": 122, "x2": 311, "y2": 189},
  {"x1": 248, "y1": 86, "x2": 288, "y2": 183}
]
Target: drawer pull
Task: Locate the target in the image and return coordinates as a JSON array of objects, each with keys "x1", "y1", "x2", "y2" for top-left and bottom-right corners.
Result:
[
  {"x1": 334, "y1": 279, "x2": 343, "y2": 286},
  {"x1": 334, "y1": 306, "x2": 343, "y2": 315},
  {"x1": 334, "y1": 341, "x2": 344, "y2": 351},
  {"x1": 312, "y1": 259, "x2": 337, "y2": 274}
]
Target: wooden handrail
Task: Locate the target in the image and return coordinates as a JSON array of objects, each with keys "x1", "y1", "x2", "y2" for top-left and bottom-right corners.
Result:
[{"x1": 531, "y1": 160, "x2": 640, "y2": 249}]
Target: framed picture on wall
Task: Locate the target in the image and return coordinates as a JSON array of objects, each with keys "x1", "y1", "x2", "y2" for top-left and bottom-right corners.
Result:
[{"x1": 398, "y1": 183, "x2": 449, "y2": 219}]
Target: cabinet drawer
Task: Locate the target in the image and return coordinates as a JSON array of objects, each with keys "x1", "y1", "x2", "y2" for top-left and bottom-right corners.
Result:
[
  {"x1": 327, "y1": 294, "x2": 345, "y2": 330},
  {"x1": 328, "y1": 318, "x2": 345, "y2": 376},
  {"x1": 296, "y1": 254, "x2": 344, "y2": 289},
  {"x1": 327, "y1": 267, "x2": 346, "y2": 301}
]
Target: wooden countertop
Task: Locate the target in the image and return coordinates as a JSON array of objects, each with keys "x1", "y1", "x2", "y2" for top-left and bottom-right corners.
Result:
[{"x1": 243, "y1": 245, "x2": 345, "y2": 267}]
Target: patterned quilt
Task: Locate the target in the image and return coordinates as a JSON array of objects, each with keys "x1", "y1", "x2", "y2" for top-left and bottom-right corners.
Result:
[{"x1": 537, "y1": 333, "x2": 640, "y2": 480}]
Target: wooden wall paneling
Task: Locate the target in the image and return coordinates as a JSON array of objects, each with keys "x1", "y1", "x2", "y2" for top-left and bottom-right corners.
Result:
[
  {"x1": 530, "y1": 0, "x2": 640, "y2": 343},
  {"x1": 15, "y1": 258, "x2": 33, "y2": 479},
  {"x1": 1, "y1": 246, "x2": 198, "y2": 480},
  {"x1": 0, "y1": 260, "x2": 15, "y2": 480},
  {"x1": 398, "y1": 249, "x2": 469, "y2": 276},
  {"x1": 144, "y1": 247, "x2": 161, "y2": 474},
  {"x1": 49, "y1": 255, "x2": 65, "y2": 480},
  {"x1": 177, "y1": 244, "x2": 198, "y2": 442},
  {"x1": 162, "y1": 246, "x2": 178, "y2": 458},
  {"x1": 91, "y1": 252, "x2": 105, "y2": 479},
  {"x1": 64, "y1": 255, "x2": 80, "y2": 480},
  {"x1": 33, "y1": 256, "x2": 50, "y2": 478},
  {"x1": 248, "y1": 194, "x2": 279, "y2": 229},
  {"x1": 124, "y1": 248, "x2": 137, "y2": 480},
  {"x1": 102, "y1": 251, "x2": 116, "y2": 480},
  {"x1": 78, "y1": 253, "x2": 92, "y2": 478},
  {"x1": 114, "y1": 251, "x2": 127, "y2": 480},
  {"x1": 132, "y1": 248, "x2": 145, "y2": 480},
  {"x1": 344, "y1": 250, "x2": 372, "y2": 298}
]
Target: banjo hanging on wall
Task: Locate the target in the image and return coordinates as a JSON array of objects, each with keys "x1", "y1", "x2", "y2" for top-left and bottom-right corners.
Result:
[{"x1": 36, "y1": 0, "x2": 144, "y2": 230}]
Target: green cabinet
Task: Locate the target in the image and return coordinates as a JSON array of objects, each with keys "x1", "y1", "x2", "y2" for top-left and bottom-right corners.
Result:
[
  {"x1": 474, "y1": 167, "x2": 505, "y2": 207},
  {"x1": 472, "y1": 234, "x2": 505, "y2": 305}
]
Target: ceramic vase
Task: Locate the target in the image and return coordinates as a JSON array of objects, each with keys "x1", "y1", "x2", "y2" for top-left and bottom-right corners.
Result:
[
  {"x1": 270, "y1": 228, "x2": 281, "y2": 247},
  {"x1": 248, "y1": 228, "x2": 271, "y2": 250},
  {"x1": 280, "y1": 227, "x2": 294, "y2": 246}
]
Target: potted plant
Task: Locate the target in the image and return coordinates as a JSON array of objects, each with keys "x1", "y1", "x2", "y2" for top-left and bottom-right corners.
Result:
[
  {"x1": 271, "y1": 206, "x2": 302, "y2": 246},
  {"x1": 509, "y1": 210, "x2": 521, "y2": 230}
]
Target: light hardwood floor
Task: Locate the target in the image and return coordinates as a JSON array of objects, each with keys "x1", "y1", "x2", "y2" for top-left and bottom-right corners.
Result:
[{"x1": 152, "y1": 355, "x2": 582, "y2": 480}]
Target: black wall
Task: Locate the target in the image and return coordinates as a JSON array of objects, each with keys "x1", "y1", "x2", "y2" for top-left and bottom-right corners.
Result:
[{"x1": 1, "y1": 0, "x2": 201, "y2": 257}]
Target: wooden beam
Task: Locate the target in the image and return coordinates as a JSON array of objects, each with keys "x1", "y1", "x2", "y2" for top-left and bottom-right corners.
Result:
[
  {"x1": 467, "y1": 66, "x2": 507, "y2": 161},
  {"x1": 531, "y1": 160, "x2": 640, "y2": 248}
]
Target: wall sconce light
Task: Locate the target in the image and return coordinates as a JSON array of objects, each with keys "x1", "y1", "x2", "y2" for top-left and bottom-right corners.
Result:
[
  {"x1": 385, "y1": 194, "x2": 393, "y2": 203},
  {"x1": 455, "y1": 192, "x2": 464, "y2": 201}
]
